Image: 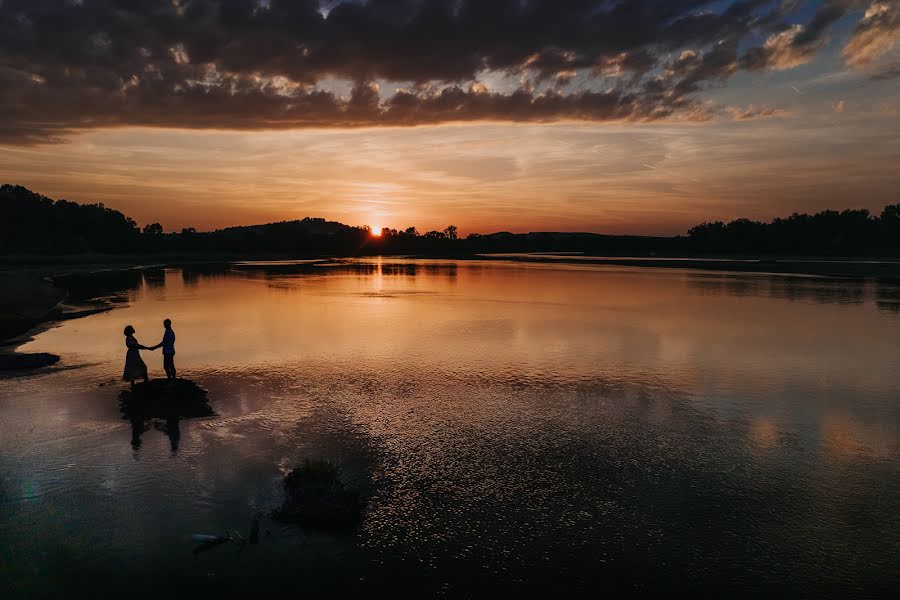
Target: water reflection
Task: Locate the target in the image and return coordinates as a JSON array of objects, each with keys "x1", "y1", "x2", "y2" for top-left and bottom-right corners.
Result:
[
  {"x1": 768, "y1": 277, "x2": 866, "y2": 305},
  {"x1": 231, "y1": 259, "x2": 459, "y2": 281},
  {"x1": 55, "y1": 268, "x2": 144, "y2": 303},
  {"x1": 1, "y1": 259, "x2": 899, "y2": 596},
  {"x1": 129, "y1": 414, "x2": 181, "y2": 453},
  {"x1": 688, "y1": 272, "x2": 869, "y2": 305},
  {"x1": 180, "y1": 263, "x2": 229, "y2": 287},
  {"x1": 119, "y1": 381, "x2": 213, "y2": 455},
  {"x1": 688, "y1": 272, "x2": 900, "y2": 317},
  {"x1": 876, "y1": 280, "x2": 900, "y2": 314},
  {"x1": 142, "y1": 267, "x2": 167, "y2": 288}
]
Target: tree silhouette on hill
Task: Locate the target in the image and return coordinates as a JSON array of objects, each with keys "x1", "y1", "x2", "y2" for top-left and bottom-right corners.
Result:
[{"x1": 1, "y1": 184, "x2": 898, "y2": 257}]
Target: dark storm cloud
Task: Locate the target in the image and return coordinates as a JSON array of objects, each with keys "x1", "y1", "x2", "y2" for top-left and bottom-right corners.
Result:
[{"x1": 0, "y1": 0, "x2": 876, "y2": 142}]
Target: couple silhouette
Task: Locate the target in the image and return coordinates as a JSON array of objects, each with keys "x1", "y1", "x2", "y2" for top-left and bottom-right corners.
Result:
[{"x1": 122, "y1": 318, "x2": 176, "y2": 389}]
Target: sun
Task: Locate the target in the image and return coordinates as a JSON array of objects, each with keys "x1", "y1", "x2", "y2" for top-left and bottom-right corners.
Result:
[{"x1": 370, "y1": 227, "x2": 382, "y2": 237}]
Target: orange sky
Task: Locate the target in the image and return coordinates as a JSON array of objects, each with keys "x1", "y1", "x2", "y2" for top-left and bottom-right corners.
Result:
[{"x1": 4, "y1": 108, "x2": 899, "y2": 236}]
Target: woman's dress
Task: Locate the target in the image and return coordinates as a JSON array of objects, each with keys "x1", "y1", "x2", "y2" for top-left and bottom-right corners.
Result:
[{"x1": 122, "y1": 335, "x2": 148, "y2": 381}]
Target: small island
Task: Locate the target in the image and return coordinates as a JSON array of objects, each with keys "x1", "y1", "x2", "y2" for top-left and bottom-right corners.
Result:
[{"x1": 119, "y1": 379, "x2": 215, "y2": 420}]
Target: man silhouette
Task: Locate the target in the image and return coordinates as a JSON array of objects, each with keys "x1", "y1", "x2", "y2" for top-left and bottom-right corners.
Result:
[{"x1": 152, "y1": 318, "x2": 177, "y2": 380}]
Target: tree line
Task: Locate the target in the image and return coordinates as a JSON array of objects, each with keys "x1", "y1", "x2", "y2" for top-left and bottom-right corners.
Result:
[
  {"x1": 1, "y1": 184, "x2": 897, "y2": 257},
  {"x1": 687, "y1": 206, "x2": 900, "y2": 255}
]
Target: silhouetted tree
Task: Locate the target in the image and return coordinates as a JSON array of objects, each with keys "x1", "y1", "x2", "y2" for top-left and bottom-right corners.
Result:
[
  {"x1": 687, "y1": 206, "x2": 897, "y2": 255},
  {"x1": 687, "y1": 221, "x2": 728, "y2": 253},
  {"x1": 3, "y1": 184, "x2": 898, "y2": 257},
  {"x1": 0, "y1": 184, "x2": 140, "y2": 253},
  {"x1": 143, "y1": 223, "x2": 163, "y2": 236},
  {"x1": 882, "y1": 204, "x2": 900, "y2": 223}
]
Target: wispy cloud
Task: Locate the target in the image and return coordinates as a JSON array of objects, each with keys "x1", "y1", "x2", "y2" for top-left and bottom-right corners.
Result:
[
  {"x1": 6, "y1": 114, "x2": 897, "y2": 236},
  {"x1": 842, "y1": 1, "x2": 900, "y2": 76},
  {"x1": 726, "y1": 105, "x2": 789, "y2": 120}
]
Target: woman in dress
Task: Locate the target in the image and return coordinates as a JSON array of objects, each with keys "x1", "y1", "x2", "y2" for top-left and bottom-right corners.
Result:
[{"x1": 122, "y1": 325, "x2": 151, "y2": 389}]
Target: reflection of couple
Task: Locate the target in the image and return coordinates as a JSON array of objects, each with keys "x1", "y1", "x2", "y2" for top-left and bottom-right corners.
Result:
[
  {"x1": 131, "y1": 414, "x2": 180, "y2": 452},
  {"x1": 122, "y1": 318, "x2": 177, "y2": 389}
]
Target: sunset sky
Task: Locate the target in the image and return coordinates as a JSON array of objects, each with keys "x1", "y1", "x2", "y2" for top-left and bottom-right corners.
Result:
[{"x1": 2, "y1": 0, "x2": 898, "y2": 235}]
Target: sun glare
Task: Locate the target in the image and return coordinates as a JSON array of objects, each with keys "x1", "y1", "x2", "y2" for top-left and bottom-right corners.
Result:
[{"x1": 371, "y1": 227, "x2": 382, "y2": 237}]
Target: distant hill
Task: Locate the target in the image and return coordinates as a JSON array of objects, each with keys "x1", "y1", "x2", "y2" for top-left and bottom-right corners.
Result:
[
  {"x1": 221, "y1": 218, "x2": 351, "y2": 237},
  {"x1": 203, "y1": 218, "x2": 365, "y2": 254},
  {"x1": 1, "y1": 184, "x2": 897, "y2": 257}
]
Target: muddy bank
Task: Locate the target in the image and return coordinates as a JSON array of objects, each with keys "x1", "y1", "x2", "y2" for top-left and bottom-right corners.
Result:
[
  {"x1": 0, "y1": 271, "x2": 67, "y2": 371},
  {"x1": 0, "y1": 267, "x2": 135, "y2": 373},
  {"x1": 0, "y1": 271, "x2": 65, "y2": 342}
]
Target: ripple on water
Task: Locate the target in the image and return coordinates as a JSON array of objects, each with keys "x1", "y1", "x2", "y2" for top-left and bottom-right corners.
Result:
[{"x1": 2, "y1": 262, "x2": 899, "y2": 596}]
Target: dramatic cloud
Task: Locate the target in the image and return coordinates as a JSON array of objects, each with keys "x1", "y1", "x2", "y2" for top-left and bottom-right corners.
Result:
[
  {"x1": 0, "y1": 0, "x2": 886, "y2": 142},
  {"x1": 842, "y1": 1, "x2": 900, "y2": 75},
  {"x1": 740, "y1": 25, "x2": 819, "y2": 71}
]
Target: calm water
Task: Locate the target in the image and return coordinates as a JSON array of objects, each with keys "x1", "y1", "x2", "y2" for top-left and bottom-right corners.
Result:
[{"x1": 2, "y1": 259, "x2": 899, "y2": 597}]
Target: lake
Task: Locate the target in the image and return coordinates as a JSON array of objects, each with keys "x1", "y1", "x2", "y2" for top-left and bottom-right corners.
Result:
[{"x1": 2, "y1": 259, "x2": 899, "y2": 597}]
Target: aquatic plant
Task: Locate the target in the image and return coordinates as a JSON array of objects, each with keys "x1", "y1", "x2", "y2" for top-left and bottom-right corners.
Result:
[{"x1": 274, "y1": 459, "x2": 364, "y2": 529}]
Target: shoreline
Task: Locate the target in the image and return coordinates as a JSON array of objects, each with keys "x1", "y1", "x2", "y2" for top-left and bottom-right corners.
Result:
[
  {"x1": 0, "y1": 266, "x2": 122, "y2": 374},
  {"x1": 0, "y1": 271, "x2": 66, "y2": 372}
]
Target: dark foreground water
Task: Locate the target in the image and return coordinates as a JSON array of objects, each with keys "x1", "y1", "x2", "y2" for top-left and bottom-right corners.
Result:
[{"x1": 2, "y1": 259, "x2": 899, "y2": 597}]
